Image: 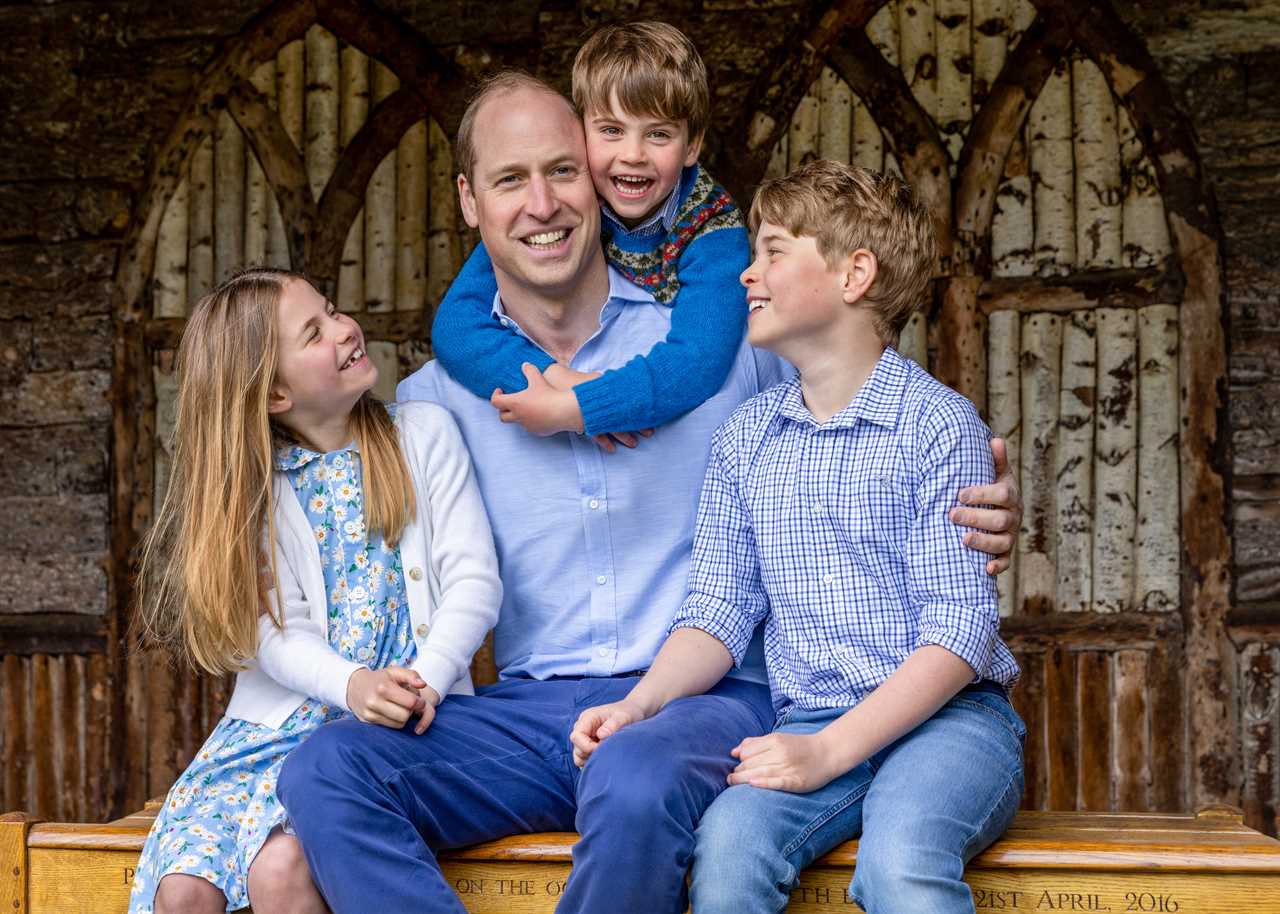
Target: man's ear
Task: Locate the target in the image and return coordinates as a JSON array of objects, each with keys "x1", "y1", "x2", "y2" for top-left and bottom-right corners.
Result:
[
  {"x1": 267, "y1": 383, "x2": 292, "y2": 417},
  {"x1": 841, "y1": 249, "x2": 878, "y2": 305},
  {"x1": 457, "y1": 172, "x2": 480, "y2": 229},
  {"x1": 683, "y1": 129, "x2": 704, "y2": 167}
]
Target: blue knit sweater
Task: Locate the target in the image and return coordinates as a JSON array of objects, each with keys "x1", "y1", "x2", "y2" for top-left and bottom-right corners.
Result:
[{"x1": 430, "y1": 164, "x2": 749, "y2": 435}]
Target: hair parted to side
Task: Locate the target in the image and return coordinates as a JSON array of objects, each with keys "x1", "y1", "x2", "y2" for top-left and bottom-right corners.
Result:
[
  {"x1": 455, "y1": 70, "x2": 574, "y2": 184},
  {"x1": 749, "y1": 158, "x2": 938, "y2": 342},
  {"x1": 134, "y1": 267, "x2": 415, "y2": 675},
  {"x1": 572, "y1": 21, "x2": 710, "y2": 141}
]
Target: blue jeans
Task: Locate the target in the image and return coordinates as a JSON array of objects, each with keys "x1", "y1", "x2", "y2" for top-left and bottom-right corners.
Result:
[
  {"x1": 689, "y1": 683, "x2": 1026, "y2": 914},
  {"x1": 277, "y1": 674, "x2": 773, "y2": 914}
]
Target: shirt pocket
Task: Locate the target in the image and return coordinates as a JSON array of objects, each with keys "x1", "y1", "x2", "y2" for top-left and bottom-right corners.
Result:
[{"x1": 837, "y1": 461, "x2": 912, "y2": 567}]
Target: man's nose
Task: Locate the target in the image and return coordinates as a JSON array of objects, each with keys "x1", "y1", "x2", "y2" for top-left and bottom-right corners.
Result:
[
  {"x1": 525, "y1": 175, "x2": 559, "y2": 220},
  {"x1": 740, "y1": 262, "x2": 759, "y2": 287}
]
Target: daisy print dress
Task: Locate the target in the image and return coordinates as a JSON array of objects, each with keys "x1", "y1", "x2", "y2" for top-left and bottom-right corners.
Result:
[{"x1": 129, "y1": 436, "x2": 418, "y2": 912}]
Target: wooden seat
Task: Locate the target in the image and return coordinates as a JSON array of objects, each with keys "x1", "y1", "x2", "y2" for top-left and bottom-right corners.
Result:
[{"x1": 4, "y1": 805, "x2": 1280, "y2": 912}]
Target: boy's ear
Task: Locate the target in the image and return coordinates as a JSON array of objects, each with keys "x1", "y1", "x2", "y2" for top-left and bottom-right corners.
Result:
[
  {"x1": 267, "y1": 382, "x2": 292, "y2": 417},
  {"x1": 683, "y1": 129, "x2": 704, "y2": 167},
  {"x1": 841, "y1": 249, "x2": 878, "y2": 305},
  {"x1": 457, "y1": 172, "x2": 480, "y2": 229}
]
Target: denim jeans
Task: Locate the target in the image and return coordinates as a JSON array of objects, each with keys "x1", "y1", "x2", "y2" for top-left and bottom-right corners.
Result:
[
  {"x1": 277, "y1": 674, "x2": 774, "y2": 914},
  {"x1": 689, "y1": 682, "x2": 1026, "y2": 914}
]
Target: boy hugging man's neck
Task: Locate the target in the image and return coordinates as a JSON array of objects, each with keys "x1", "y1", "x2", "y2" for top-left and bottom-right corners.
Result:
[{"x1": 432, "y1": 22, "x2": 750, "y2": 443}]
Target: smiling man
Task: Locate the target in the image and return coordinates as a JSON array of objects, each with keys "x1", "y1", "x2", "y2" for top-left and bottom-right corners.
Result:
[{"x1": 277, "y1": 72, "x2": 1022, "y2": 914}]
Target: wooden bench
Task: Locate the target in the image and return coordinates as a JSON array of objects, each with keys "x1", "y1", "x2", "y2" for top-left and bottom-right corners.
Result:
[{"x1": 4, "y1": 805, "x2": 1280, "y2": 913}]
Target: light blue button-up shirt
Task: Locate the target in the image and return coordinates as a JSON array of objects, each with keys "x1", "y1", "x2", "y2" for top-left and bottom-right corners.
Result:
[{"x1": 398, "y1": 267, "x2": 787, "y2": 682}]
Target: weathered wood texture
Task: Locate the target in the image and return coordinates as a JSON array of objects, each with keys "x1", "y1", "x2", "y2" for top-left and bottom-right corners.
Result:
[{"x1": 0, "y1": 0, "x2": 1269, "y2": 840}]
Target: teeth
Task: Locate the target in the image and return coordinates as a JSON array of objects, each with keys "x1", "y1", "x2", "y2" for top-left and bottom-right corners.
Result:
[
  {"x1": 525, "y1": 230, "x2": 567, "y2": 246},
  {"x1": 341, "y1": 348, "x2": 363, "y2": 370},
  {"x1": 749, "y1": 300, "x2": 768, "y2": 312},
  {"x1": 615, "y1": 176, "x2": 649, "y2": 184}
]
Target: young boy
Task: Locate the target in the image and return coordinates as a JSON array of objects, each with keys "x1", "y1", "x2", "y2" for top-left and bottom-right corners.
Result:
[
  {"x1": 569, "y1": 160, "x2": 1025, "y2": 914},
  {"x1": 432, "y1": 21, "x2": 748, "y2": 443}
]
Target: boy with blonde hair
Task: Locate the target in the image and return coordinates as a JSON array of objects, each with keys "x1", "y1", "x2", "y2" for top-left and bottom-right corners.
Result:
[
  {"x1": 432, "y1": 21, "x2": 749, "y2": 444},
  {"x1": 571, "y1": 159, "x2": 1025, "y2": 914}
]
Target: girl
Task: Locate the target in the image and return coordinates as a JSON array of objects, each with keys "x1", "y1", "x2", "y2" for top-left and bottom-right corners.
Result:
[{"x1": 129, "y1": 268, "x2": 502, "y2": 914}]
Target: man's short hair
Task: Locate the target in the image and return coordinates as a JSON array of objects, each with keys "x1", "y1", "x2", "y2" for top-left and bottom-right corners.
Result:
[
  {"x1": 455, "y1": 70, "x2": 574, "y2": 184},
  {"x1": 749, "y1": 159, "x2": 938, "y2": 342},
  {"x1": 571, "y1": 21, "x2": 710, "y2": 141}
]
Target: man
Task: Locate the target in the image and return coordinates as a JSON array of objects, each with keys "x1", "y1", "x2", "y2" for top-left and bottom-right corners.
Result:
[{"x1": 278, "y1": 72, "x2": 1021, "y2": 914}]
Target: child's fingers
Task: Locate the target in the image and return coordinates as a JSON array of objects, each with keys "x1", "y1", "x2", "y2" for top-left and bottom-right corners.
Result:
[
  {"x1": 639, "y1": 428, "x2": 655, "y2": 438},
  {"x1": 385, "y1": 666, "x2": 427, "y2": 689},
  {"x1": 413, "y1": 702, "x2": 435, "y2": 735},
  {"x1": 592, "y1": 434, "x2": 617, "y2": 454},
  {"x1": 612, "y1": 432, "x2": 638, "y2": 448}
]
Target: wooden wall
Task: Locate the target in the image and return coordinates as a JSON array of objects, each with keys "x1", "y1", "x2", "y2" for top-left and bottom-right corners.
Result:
[{"x1": 1, "y1": 0, "x2": 1274, "y2": 835}]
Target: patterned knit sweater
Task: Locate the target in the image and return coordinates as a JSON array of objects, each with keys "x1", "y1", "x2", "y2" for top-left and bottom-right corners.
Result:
[{"x1": 431, "y1": 163, "x2": 750, "y2": 435}]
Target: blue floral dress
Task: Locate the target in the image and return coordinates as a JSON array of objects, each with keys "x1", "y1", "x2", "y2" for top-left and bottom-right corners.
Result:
[{"x1": 129, "y1": 437, "x2": 418, "y2": 913}]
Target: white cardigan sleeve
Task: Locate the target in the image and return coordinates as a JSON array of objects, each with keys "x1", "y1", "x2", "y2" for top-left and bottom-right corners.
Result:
[
  {"x1": 254, "y1": 543, "x2": 364, "y2": 714},
  {"x1": 405, "y1": 406, "x2": 503, "y2": 699}
]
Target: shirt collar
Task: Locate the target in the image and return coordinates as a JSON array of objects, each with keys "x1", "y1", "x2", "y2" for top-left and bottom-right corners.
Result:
[
  {"x1": 489, "y1": 265, "x2": 657, "y2": 338},
  {"x1": 777, "y1": 347, "x2": 909, "y2": 431},
  {"x1": 599, "y1": 163, "x2": 692, "y2": 238}
]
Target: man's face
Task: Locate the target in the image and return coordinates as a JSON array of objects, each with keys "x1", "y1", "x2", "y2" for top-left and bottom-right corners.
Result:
[{"x1": 458, "y1": 88, "x2": 601, "y2": 302}]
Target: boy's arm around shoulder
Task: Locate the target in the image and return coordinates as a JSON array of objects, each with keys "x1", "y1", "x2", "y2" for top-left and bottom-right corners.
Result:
[
  {"x1": 430, "y1": 240, "x2": 554, "y2": 399},
  {"x1": 396, "y1": 402, "x2": 503, "y2": 700},
  {"x1": 573, "y1": 220, "x2": 750, "y2": 434},
  {"x1": 254, "y1": 526, "x2": 365, "y2": 713}
]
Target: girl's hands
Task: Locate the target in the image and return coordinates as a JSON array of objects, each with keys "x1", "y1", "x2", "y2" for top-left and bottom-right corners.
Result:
[
  {"x1": 569, "y1": 698, "x2": 652, "y2": 767},
  {"x1": 346, "y1": 666, "x2": 437, "y2": 732},
  {"x1": 727, "y1": 730, "x2": 845, "y2": 794}
]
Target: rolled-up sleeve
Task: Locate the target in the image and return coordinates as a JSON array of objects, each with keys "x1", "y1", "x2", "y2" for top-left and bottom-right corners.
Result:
[
  {"x1": 908, "y1": 396, "x2": 999, "y2": 677},
  {"x1": 669, "y1": 432, "x2": 769, "y2": 666}
]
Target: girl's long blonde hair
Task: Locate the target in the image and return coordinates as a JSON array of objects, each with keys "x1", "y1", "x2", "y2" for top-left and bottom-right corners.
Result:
[{"x1": 135, "y1": 267, "x2": 416, "y2": 675}]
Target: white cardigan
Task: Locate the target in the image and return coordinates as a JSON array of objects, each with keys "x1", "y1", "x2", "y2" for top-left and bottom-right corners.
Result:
[{"x1": 223, "y1": 401, "x2": 503, "y2": 730}]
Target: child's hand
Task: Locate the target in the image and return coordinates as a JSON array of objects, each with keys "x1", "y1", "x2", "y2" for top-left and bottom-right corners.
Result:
[
  {"x1": 727, "y1": 731, "x2": 843, "y2": 793},
  {"x1": 543, "y1": 363, "x2": 600, "y2": 391},
  {"x1": 569, "y1": 698, "x2": 651, "y2": 767},
  {"x1": 412, "y1": 684, "x2": 442, "y2": 735},
  {"x1": 491, "y1": 363, "x2": 585, "y2": 435},
  {"x1": 346, "y1": 666, "x2": 427, "y2": 729},
  {"x1": 590, "y1": 428, "x2": 655, "y2": 454}
]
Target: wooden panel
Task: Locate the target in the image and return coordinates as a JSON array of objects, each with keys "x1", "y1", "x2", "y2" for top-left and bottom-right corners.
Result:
[
  {"x1": 1055, "y1": 310, "x2": 1096, "y2": 613},
  {"x1": 1135, "y1": 304, "x2": 1180, "y2": 612},
  {"x1": 3, "y1": 655, "x2": 29, "y2": 813},
  {"x1": 1240, "y1": 642, "x2": 1279, "y2": 834},
  {"x1": 1012, "y1": 649, "x2": 1046, "y2": 809},
  {"x1": 1045, "y1": 647, "x2": 1079, "y2": 809},
  {"x1": 1147, "y1": 638, "x2": 1186, "y2": 813},
  {"x1": 1093, "y1": 308, "x2": 1138, "y2": 613},
  {"x1": 1077, "y1": 651, "x2": 1111, "y2": 811},
  {"x1": 1114, "y1": 649, "x2": 1152, "y2": 811},
  {"x1": 1016, "y1": 313, "x2": 1062, "y2": 614}
]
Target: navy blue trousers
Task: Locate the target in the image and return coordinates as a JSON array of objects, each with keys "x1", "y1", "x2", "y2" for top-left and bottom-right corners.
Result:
[{"x1": 278, "y1": 674, "x2": 774, "y2": 914}]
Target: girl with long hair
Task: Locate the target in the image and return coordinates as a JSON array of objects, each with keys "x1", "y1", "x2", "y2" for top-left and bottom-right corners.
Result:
[{"x1": 128, "y1": 268, "x2": 502, "y2": 914}]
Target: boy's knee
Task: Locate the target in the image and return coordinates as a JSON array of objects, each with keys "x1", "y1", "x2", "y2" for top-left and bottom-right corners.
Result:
[{"x1": 851, "y1": 832, "x2": 966, "y2": 913}]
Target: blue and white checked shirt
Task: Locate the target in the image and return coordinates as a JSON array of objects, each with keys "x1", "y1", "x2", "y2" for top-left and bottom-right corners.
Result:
[{"x1": 671, "y1": 346, "x2": 1020, "y2": 714}]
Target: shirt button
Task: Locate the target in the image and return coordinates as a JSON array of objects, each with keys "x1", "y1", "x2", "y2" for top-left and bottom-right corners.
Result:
[
  {"x1": 416, "y1": 623, "x2": 430, "y2": 638},
  {"x1": 409, "y1": 567, "x2": 423, "y2": 581},
  {"x1": 596, "y1": 647, "x2": 609, "y2": 658},
  {"x1": 812, "y1": 503, "x2": 824, "y2": 515},
  {"x1": 588, "y1": 499, "x2": 600, "y2": 510},
  {"x1": 596, "y1": 575, "x2": 607, "y2": 585},
  {"x1": 823, "y1": 572, "x2": 835, "y2": 584}
]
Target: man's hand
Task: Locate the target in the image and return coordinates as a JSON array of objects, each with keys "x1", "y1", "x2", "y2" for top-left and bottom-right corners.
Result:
[
  {"x1": 491, "y1": 363, "x2": 585, "y2": 435},
  {"x1": 950, "y1": 437, "x2": 1023, "y2": 575},
  {"x1": 346, "y1": 666, "x2": 428, "y2": 729},
  {"x1": 569, "y1": 698, "x2": 651, "y2": 767},
  {"x1": 727, "y1": 730, "x2": 843, "y2": 793}
]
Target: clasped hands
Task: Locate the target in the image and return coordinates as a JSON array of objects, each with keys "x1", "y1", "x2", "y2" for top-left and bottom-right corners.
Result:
[
  {"x1": 569, "y1": 700, "x2": 843, "y2": 794},
  {"x1": 490, "y1": 363, "x2": 653, "y2": 453},
  {"x1": 346, "y1": 666, "x2": 441, "y2": 735}
]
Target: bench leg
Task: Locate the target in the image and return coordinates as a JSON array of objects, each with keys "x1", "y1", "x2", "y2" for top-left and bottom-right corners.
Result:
[{"x1": 1, "y1": 812, "x2": 39, "y2": 914}]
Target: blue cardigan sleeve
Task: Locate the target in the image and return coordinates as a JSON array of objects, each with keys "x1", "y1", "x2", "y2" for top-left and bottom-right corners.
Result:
[
  {"x1": 430, "y1": 240, "x2": 554, "y2": 399},
  {"x1": 573, "y1": 224, "x2": 749, "y2": 435}
]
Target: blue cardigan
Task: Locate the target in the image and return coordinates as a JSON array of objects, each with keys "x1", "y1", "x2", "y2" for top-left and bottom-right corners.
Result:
[{"x1": 430, "y1": 164, "x2": 750, "y2": 435}]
